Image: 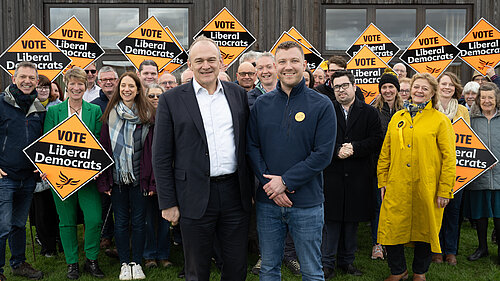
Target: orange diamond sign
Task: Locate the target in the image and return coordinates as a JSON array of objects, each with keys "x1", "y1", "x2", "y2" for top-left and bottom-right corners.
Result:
[
  {"x1": 457, "y1": 18, "x2": 500, "y2": 76},
  {"x1": 24, "y1": 114, "x2": 114, "y2": 201},
  {"x1": 160, "y1": 26, "x2": 188, "y2": 74},
  {"x1": 453, "y1": 117, "x2": 498, "y2": 194},
  {"x1": 346, "y1": 23, "x2": 400, "y2": 63},
  {"x1": 270, "y1": 32, "x2": 324, "y2": 71}
]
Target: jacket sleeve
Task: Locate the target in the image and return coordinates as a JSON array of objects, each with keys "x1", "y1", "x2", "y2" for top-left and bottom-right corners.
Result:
[
  {"x1": 246, "y1": 101, "x2": 270, "y2": 186},
  {"x1": 43, "y1": 106, "x2": 57, "y2": 134},
  {"x1": 140, "y1": 124, "x2": 156, "y2": 193},
  {"x1": 436, "y1": 117, "x2": 456, "y2": 199},
  {"x1": 281, "y1": 101, "x2": 336, "y2": 192},
  {"x1": 377, "y1": 120, "x2": 393, "y2": 189},
  {"x1": 351, "y1": 108, "x2": 384, "y2": 158},
  {"x1": 97, "y1": 123, "x2": 113, "y2": 192},
  {"x1": 152, "y1": 94, "x2": 178, "y2": 210}
]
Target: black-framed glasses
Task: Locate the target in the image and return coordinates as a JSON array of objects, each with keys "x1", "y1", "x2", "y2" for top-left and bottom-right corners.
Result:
[
  {"x1": 85, "y1": 69, "x2": 97, "y2": 74},
  {"x1": 399, "y1": 89, "x2": 410, "y2": 94},
  {"x1": 333, "y1": 82, "x2": 351, "y2": 92},
  {"x1": 99, "y1": 78, "x2": 117, "y2": 83}
]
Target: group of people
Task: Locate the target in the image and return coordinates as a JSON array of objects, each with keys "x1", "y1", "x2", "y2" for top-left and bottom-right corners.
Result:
[{"x1": 0, "y1": 33, "x2": 500, "y2": 281}]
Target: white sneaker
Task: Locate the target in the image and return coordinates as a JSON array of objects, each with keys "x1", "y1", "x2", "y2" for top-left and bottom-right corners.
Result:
[
  {"x1": 119, "y1": 263, "x2": 132, "y2": 280},
  {"x1": 130, "y1": 262, "x2": 146, "y2": 280}
]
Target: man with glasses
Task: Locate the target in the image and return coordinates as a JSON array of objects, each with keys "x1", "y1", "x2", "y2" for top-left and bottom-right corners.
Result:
[
  {"x1": 91, "y1": 66, "x2": 118, "y2": 113},
  {"x1": 158, "y1": 72, "x2": 178, "y2": 91},
  {"x1": 236, "y1": 62, "x2": 257, "y2": 92},
  {"x1": 83, "y1": 62, "x2": 101, "y2": 102},
  {"x1": 321, "y1": 70, "x2": 383, "y2": 279}
]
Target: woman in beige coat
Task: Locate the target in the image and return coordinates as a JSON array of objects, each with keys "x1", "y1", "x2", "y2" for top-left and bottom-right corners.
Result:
[{"x1": 377, "y1": 73, "x2": 456, "y2": 281}]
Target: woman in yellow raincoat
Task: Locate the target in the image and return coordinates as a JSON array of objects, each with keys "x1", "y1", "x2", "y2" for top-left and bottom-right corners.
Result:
[{"x1": 377, "y1": 72, "x2": 456, "y2": 281}]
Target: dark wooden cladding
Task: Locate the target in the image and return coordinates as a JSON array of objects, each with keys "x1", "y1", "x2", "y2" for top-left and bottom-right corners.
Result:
[{"x1": 0, "y1": 0, "x2": 499, "y2": 85}]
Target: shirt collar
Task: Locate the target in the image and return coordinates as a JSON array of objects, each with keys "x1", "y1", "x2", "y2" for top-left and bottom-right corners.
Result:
[{"x1": 192, "y1": 77, "x2": 224, "y2": 96}]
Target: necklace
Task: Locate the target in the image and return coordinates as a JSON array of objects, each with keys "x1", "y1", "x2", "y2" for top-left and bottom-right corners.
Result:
[{"x1": 70, "y1": 104, "x2": 82, "y2": 114}]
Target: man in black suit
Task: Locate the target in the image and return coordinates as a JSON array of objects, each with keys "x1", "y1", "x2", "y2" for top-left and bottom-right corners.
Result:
[{"x1": 153, "y1": 35, "x2": 252, "y2": 281}]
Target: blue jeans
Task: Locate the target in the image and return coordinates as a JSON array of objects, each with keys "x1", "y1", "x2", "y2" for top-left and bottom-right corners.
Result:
[
  {"x1": 144, "y1": 194, "x2": 171, "y2": 260},
  {"x1": 256, "y1": 202, "x2": 324, "y2": 281},
  {"x1": 111, "y1": 184, "x2": 146, "y2": 264},
  {"x1": 0, "y1": 177, "x2": 35, "y2": 273},
  {"x1": 438, "y1": 190, "x2": 463, "y2": 255}
]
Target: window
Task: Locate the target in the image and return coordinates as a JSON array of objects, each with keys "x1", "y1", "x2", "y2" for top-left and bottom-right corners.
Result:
[
  {"x1": 426, "y1": 9, "x2": 467, "y2": 44},
  {"x1": 49, "y1": 8, "x2": 90, "y2": 32},
  {"x1": 99, "y1": 8, "x2": 139, "y2": 49},
  {"x1": 376, "y1": 9, "x2": 416, "y2": 49},
  {"x1": 325, "y1": 9, "x2": 366, "y2": 51},
  {"x1": 148, "y1": 8, "x2": 189, "y2": 48}
]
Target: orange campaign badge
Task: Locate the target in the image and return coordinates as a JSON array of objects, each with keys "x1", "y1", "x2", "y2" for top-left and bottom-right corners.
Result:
[
  {"x1": 346, "y1": 23, "x2": 400, "y2": 63},
  {"x1": 346, "y1": 45, "x2": 391, "y2": 105},
  {"x1": 400, "y1": 25, "x2": 460, "y2": 78},
  {"x1": 0, "y1": 24, "x2": 72, "y2": 81},
  {"x1": 159, "y1": 26, "x2": 188, "y2": 74},
  {"x1": 49, "y1": 16, "x2": 105, "y2": 72},
  {"x1": 457, "y1": 18, "x2": 500, "y2": 76},
  {"x1": 117, "y1": 16, "x2": 183, "y2": 71},
  {"x1": 270, "y1": 32, "x2": 324, "y2": 71},
  {"x1": 288, "y1": 27, "x2": 321, "y2": 56},
  {"x1": 23, "y1": 114, "x2": 114, "y2": 201},
  {"x1": 452, "y1": 117, "x2": 498, "y2": 194},
  {"x1": 193, "y1": 7, "x2": 256, "y2": 68}
]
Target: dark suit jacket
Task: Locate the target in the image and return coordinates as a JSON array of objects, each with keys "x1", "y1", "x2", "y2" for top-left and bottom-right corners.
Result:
[{"x1": 153, "y1": 80, "x2": 252, "y2": 219}]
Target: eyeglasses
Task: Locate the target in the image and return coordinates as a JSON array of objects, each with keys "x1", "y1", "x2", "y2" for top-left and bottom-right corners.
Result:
[
  {"x1": 333, "y1": 83, "x2": 351, "y2": 92},
  {"x1": 85, "y1": 69, "x2": 97, "y2": 74},
  {"x1": 399, "y1": 89, "x2": 410, "y2": 94},
  {"x1": 148, "y1": 94, "x2": 161, "y2": 99},
  {"x1": 99, "y1": 78, "x2": 116, "y2": 83},
  {"x1": 36, "y1": 86, "x2": 50, "y2": 92},
  {"x1": 238, "y1": 72, "x2": 256, "y2": 77}
]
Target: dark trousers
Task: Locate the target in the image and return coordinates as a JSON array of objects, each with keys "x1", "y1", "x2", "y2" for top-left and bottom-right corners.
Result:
[
  {"x1": 321, "y1": 221, "x2": 359, "y2": 269},
  {"x1": 386, "y1": 242, "x2": 431, "y2": 275},
  {"x1": 439, "y1": 190, "x2": 463, "y2": 255},
  {"x1": 32, "y1": 189, "x2": 59, "y2": 253},
  {"x1": 284, "y1": 232, "x2": 297, "y2": 261},
  {"x1": 100, "y1": 193, "x2": 114, "y2": 240},
  {"x1": 180, "y1": 176, "x2": 249, "y2": 281}
]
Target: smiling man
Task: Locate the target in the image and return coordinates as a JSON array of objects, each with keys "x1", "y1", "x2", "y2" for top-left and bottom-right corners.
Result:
[
  {"x1": 153, "y1": 35, "x2": 252, "y2": 281},
  {"x1": 247, "y1": 52, "x2": 277, "y2": 109},
  {"x1": 0, "y1": 61, "x2": 45, "y2": 281},
  {"x1": 137, "y1": 60, "x2": 159, "y2": 89},
  {"x1": 247, "y1": 41, "x2": 336, "y2": 280}
]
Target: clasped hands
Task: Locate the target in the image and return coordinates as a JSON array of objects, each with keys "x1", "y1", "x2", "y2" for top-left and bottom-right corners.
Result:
[
  {"x1": 338, "y1": 143, "x2": 353, "y2": 159},
  {"x1": 263, "y1": 174, "x2": 294, "y2": 208}
]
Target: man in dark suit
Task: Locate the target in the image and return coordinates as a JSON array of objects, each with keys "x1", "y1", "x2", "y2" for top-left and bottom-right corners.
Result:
[{"x1": 153, "y1": 35, "x2": 252, "y2": 281}]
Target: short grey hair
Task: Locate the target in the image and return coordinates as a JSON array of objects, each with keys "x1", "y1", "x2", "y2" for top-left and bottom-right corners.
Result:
[
  {"x1": 256, "y1": 52, "x2": 274, "y2": 62},
  {"x1": 98, "y1": 66, "x2": 118, "y2": 80},
  {"x1": 188, "y1": 35, "x2": 221, "y2": 60},
  {"x1": 462, "y1": 81, "x2": 480, "y2": 96},
  {"x1": 14, "y1": 61, "x2": 38, "y2": 78},
  {"x1": 239, "y1": 50, "x2": 261, "y2": 65}
]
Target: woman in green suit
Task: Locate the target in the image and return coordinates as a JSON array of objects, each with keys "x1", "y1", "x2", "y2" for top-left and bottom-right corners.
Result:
[{"x1": 44, "y1": 67, "x2": 104, "y2": 280}]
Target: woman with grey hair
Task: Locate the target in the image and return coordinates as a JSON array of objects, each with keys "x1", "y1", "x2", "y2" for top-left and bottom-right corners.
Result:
[{"x1": 462, "y1": 81, "x2": 480, "y2": 111}]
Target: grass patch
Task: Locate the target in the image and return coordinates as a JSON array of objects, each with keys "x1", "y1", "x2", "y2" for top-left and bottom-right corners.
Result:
[{"x1": 2, "y1": 220, "x2": 500, "y2": 280}]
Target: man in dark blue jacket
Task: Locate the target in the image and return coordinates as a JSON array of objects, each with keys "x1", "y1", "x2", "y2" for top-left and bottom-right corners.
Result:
[
  {"x1": 0, "y1": 61, "x2": 45, "y2": 280},
  {"x1": 247, "y1": 41, "x2": 336, "y2": 280}
]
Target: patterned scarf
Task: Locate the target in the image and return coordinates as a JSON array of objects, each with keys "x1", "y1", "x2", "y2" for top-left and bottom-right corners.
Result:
[
  {"x1": 9, "y1": 84, "x2": 37, "y2": 113},
  {"x1": 438, "y1": 98, "x2": 458, "y2": 121},
  {"x1": 108, "y1": 101, "x2": 141, "y2": 184},
  {"x1": 403, "y1": 99, "x2": 430, "y2": 118}
]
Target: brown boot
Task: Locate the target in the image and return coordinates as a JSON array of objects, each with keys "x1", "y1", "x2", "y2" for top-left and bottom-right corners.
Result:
[
  {"x1": 384, "y1": 270, "x2": 408, "y2": 281},
  {"x1": 431, "y1": 253, "x2": 443, "y2": 263},
  {"x1": 413, "y1": 273, "x2": 426, "y2": 281},
  {"x1": 445, "y1": 254, "x2": 457, "y2": 265}
]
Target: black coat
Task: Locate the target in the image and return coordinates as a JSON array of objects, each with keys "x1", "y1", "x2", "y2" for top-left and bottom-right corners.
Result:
[
  {"x1": 314, "y1": 79, "x2": 366, "y2": 103},
  {"x1": 323, "y1": 99, "x2": 383, "y2": 222}
]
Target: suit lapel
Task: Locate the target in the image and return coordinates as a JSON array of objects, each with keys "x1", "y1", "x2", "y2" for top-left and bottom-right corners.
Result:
[
  {"x1": 222, "y1": 82, "x2": 240, "y2": 154},
  {"x1": 180, "y1": 85, "x2": 208, "y2": 146},
  {"x1": 58, "y1": 100, "x2": 69, "y2": 123}
]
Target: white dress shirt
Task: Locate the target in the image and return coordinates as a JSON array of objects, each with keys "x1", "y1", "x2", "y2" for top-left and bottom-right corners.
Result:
[
  {"x1": 192, "y1": 78, "x2": 237, "y2": 177},
  {"x1": 82, "y1": 84, "x2": 101, "y2": 103}
]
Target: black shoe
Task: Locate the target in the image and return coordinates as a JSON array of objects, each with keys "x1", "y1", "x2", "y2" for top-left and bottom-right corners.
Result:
[
  {"x1": 83, "y1": 259, "x2": 105, "y2": 278},
  {"x1": 67, "y1": 263, "x2": 79, "y2": 280},
  {"x1": 177, "y1": 266, "x2": 185, "y2": 279},
  {"x1": 339, "y1": 264, "x2": 362, "y2": 276},
  {"x1": 284, "y1": 259, "x2": 300, "y2": 276},
  {"x1": 12, "y1": 262, "x2": 43, "y2": 279},
  {"x1": 323, "y1": 266, "x2": 336, "y2": 280},
  {"x1": 104, "y1": 248, "x2": 119, "y2": 259},
  {"x1": 467, "y1": 248, "x2": 489, "y2": 261}
]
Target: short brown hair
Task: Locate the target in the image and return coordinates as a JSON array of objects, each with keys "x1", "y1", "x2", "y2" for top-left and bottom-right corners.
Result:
[
  {"x1": 438, "y1": 72, "x2": 463, "y2": 99},
  {"x1": 64, "y1": 67, "x2": 88, "y2": 90},
  {"x1": 275, "y1": 41, "x2": 304, "y2": 57},
  {"x1": 410, "y1": 73, "x2": 440, "y2": 109},
  {"x1": 327, "y1": 56, "x2": 347, "y2": 69}
]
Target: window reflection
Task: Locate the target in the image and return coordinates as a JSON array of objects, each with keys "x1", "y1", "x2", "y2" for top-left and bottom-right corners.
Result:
[
  {"x1": 148, "y1": 8, "x2": 189, "y2": 48},
  {"x1": 99, "y1": 8, "x2": 139, "y2": 49},
  {"x1": 376, "y1": 9, "x2": 416, "y2": 49},
  {"x1": 326, "y1": 9, "x2": 366, "y2": 50},
  {"x1": 426, "y1": 9, "x2": 466, "y2": 44},
  {"x1": 50, "y1": 8, "x2": 90, "y2": 32}
]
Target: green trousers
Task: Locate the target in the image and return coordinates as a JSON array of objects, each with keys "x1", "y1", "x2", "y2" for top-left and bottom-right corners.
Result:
[{"x1": 52, "y1": 183, "x2": 102, "y2": 264}]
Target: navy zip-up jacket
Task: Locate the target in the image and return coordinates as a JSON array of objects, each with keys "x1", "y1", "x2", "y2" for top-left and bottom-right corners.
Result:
[
  {"x1": 0, "y1": 86, "x2": 46, "y2": 180},
  {"x1": 247, "y1": 78, "x2": 336, "y2": 207}
]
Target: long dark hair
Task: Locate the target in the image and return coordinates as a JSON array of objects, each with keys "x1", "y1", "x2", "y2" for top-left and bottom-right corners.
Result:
[{"x1": 101, "y1": 72, "x2": 155, "y2": 124}]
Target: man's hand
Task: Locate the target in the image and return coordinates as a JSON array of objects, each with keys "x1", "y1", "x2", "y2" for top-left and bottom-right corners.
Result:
[
  {"x1": 263, "y1": 174, "x2": 286, "y2": 199},
  {"x1": 162, "y1": 206, "x2": 180, "y2": 225},
  {"x1": 485, "y1": 65, "x2": 496, "y2": 79},
  {"x1": 338, "y1": 144, "x2": 353, "y2": 159},
  {"x1": 273, "y1": 193, "x2": 292, "y2": 208},
  {"x1": 0, "y1": 168, "x2": 8, "y2": 179},
  {"x1": 380, "y1": 186, "x2": 386, "y2": 200}
]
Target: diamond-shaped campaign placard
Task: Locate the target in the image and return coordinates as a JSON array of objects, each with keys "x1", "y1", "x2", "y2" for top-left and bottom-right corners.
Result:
[
  {"x1": 194, "y1": 7, "x2": 256, "y2": 68},
  {"x1": 288, "y1": 27, "x2": 321, "y2": 56},
  {"x1": 24, "y1": 114, "x2": 114, "y2": 201},
  {"x1": 457, "y1": 18, "x2": 500, "y2": 76},
  {"x1": 160, "y1": 26, "x2": 188, "y2": 74},
  {"x1": 117, "y1": 16, "x2": 183, "y2": 71},
  {"x1": 346, "y1": 23, "x2": 400, "y2": 63},
  {"x1": 0, "y1": 24, "x2": 72, "y2": 81},
  {"x1": 346, "y1": 45, "x2": 392, "y2": 105},
  {"x1": 49, "y1": 16, "x2": 105, "y2": 73},
  {"x1": 400, "y1": 25, "x2": 460, "y2": 78},
  {"x1": 453, "y1": 117, "x2": 498, "y2": 194},
  {"x1": 270, "y1": 32, "x2": 324, "y2": 71}
]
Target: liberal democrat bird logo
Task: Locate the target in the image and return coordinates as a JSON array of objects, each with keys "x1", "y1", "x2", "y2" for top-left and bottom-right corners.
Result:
[
  {"x1": 361, "y1": 88, "x2": 377, "y2": 98},
  {"x1": 425, "y1": 66, "x2": 441, "y2": 74},
  {"x1": 56, "y1": 171, "x2": 80, "y2": 189},
  {"x1": 478, "y1": 59, "x2": 494, "y2": 70}
]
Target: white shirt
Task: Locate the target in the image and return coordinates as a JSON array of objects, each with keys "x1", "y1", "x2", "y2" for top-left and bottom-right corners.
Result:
[
  {"x1": 82, "y1": 84, "x2": 101, "y2": 103},
  {"x1": 67, "y1": 102, "x2": 83, "y2": 119},
  {"x1": 193, "y1": 78, "x2": 237, "y2": 177}
]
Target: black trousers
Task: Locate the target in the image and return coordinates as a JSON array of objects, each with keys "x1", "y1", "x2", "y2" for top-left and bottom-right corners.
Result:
[
  {"x1": 321, "y1": 221, "x2": 359, "y2": 269},
  {"x1": 32, "y1": 189, "x2": 59, "y2": 253},
  {"x1": 284, "y1": 232, "x2": 297, "y2": 261},
  {"x1": 180, "y1": 175, "x2": 249, "y2": 281},
  {"x1": 386, "y1": 242, "x2": 431, "y2": 275},
  {"x1": 100, "y1": 193, "x2": 114, "y2": 240}
]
